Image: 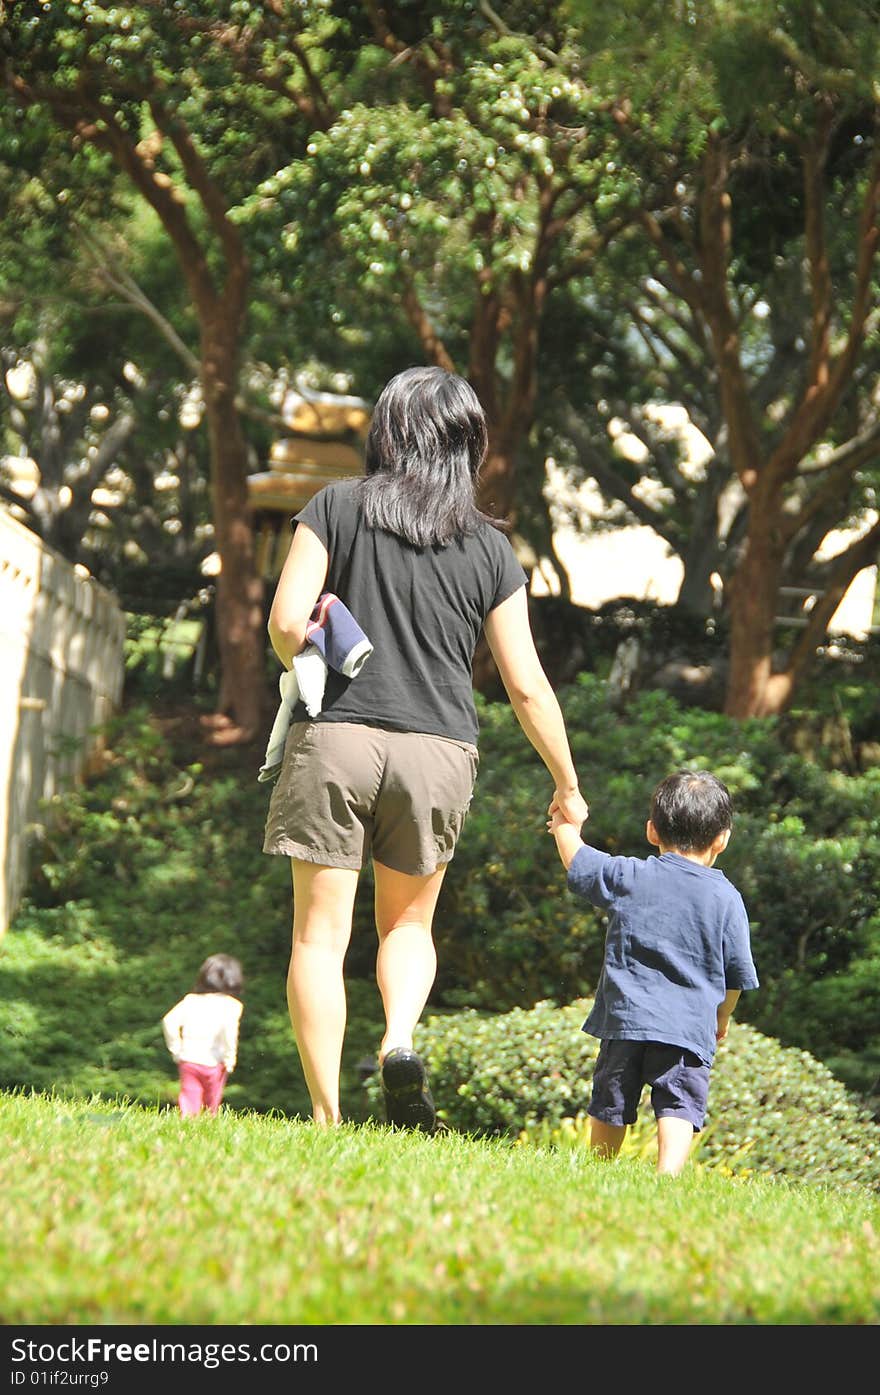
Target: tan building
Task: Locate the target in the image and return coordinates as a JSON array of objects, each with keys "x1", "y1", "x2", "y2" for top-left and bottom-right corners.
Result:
[{"x1": 249, "y1": 388, "x2": 371, "y2": 580}]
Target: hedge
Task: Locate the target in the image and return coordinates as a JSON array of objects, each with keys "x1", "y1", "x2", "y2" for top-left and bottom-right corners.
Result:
[{"x1": 364, "y1": 998, "x2": 880, "y2": 1191}]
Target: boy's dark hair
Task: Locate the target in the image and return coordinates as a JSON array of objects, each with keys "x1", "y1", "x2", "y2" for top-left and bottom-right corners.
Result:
[
  {"x1": 194, "y1": 953, "x2": 244, "y2": 997},
  {"x1": 650, "y1": 770, "x2": 733, "y2": 853}
]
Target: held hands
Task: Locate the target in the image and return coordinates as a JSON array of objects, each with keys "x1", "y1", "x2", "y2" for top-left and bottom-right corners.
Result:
[
  {"x1": 547, "y1": 806, "x2": 571, "y2": 835},
  {"x1": 548, "y1": 785, "x2": 589, "y2": 829},
  {"x1": 546, "y1": 798, "x2": 587, "y2": 871}
]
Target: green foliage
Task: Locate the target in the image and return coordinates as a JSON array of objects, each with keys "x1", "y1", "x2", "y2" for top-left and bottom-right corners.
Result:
[
  {"x1": 436, "y1": 672, "x2": 880, "y2": 1095},
  {"x1": 1, "y1": 703, "x2": 386, "y2": 1119},
  {"x1": 368, "y1": 997, "x2": 880, "y2": 1191},
  {"x1": 230, "y1": 5, "x2": 635, "y2": 423},
  {"x1": 5, "y1": 0, "x2": 880, "y2": 724},
  {"x1": 6, "y1": 675, "x2": 880, "y2": 1123},
  {"x1": 568, "y1": 0, "x2": 880, "y2": 136}
]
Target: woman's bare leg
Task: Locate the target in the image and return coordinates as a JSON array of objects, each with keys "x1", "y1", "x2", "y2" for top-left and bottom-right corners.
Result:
[
  {"x1": 288, "y1": 859, "x2": 359, "y2": 1125},
  {"x1": 373, "y1": 860, "x2": 447, "y2": 1061}
]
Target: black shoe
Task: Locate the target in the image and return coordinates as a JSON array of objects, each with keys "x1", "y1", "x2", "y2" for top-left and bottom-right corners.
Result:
[{"x1": 380, "y1": 1048, "x2": 437, "y2": 1133}]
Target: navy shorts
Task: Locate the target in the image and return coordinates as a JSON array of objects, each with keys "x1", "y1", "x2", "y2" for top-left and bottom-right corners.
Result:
[{"x1": 588, "y1": 1039, "x2": 711, "y2": 1132}]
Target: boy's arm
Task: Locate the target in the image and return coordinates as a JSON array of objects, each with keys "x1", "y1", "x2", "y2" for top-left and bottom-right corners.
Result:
[
  {"x1": 716, "y1": 989, "x2": 741, "y2": 1041},
  {"x1": 548, "y1": 808, "x2": 585, "y2": 871}
]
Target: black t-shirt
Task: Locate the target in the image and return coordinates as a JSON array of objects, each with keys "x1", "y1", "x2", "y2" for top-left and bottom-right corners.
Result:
[{"x1": 291, "y1": 479, "x2": 527, "y2": 745}]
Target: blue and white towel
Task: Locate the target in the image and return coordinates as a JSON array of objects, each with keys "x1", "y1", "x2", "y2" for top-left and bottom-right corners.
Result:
[{"x1": 258, "y1": 593, "x2": 373, "y2": 783}]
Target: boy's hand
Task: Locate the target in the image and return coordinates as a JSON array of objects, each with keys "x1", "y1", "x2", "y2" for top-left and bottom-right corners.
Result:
[
  {"x1": 716, "y1": 1016, "x2": 731, "y2": 1042},
  {"x1": 546, "y1": 809, "x2": 585, "y2": 870},
  {"x1": 548, "y1": 786, "x2": 589, "y2": 829}
]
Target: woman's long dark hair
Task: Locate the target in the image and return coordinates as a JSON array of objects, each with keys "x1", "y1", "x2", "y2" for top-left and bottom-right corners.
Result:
[{"x1": 359, "y1": 366, "x2": 504, "y2": 546}]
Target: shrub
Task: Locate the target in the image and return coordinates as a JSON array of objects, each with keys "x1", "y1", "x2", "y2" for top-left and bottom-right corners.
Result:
[
  {"x1": 435, "y1": 675, "x2": 880, "y2": 1095},
  {"x1": 2, "y1": 707, "x2": 384, "y2": 1122},
  {"x1": 10, "y1": 682, "x2": 880, "y2": 1118},
  {"x1": 366, "y1": 998, "x2": 880, "y2": 1190}
]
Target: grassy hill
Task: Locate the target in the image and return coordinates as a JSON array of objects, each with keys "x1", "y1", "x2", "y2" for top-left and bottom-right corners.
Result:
[
  {"x1": 3, "y1": 698, "x2": 880, "y2": 1330},
  {"x1": 2, "y1": 1090, "x2": 879, "y2": 1326}
]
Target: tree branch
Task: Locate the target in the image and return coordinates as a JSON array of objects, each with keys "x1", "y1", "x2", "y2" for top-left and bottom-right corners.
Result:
[
  {"x1": 74, "y1": 223, "x2": 201, "y2": 376},
  {"x1": 642, "y1": 273, "x2": 710, "y2": 356},
  {"x1": 546, "y1": 214, "x2": 631, "y2": 292},
  {"x1": 803, "y1": 107, "x2": 835, "y2": 390},
  {"x1": 626, "y1": 299, "x2": 702, "y2": 384},
  {"x1": 362, "y1": 1, "x2": 454, "y2": 116},
  {"x1": 696, "y1": 138, "x2": 762, "y2": 487},
  {"x1": 783, "y1": 516, "x2": 880, "y2": 680},
  {"x1": 606, "y1": 402, "x2": 690, "y2": 504},
  {"x1": 780, "y1": 417, "x2": 880, "y2": 545},
  {"x1": 148, "y1": 99, "x2": 248, "y2": 306},
  {"x1": 476, "y1": 0, "x2": 563, "y2": 66},
  {"x1": 637, "y1": 209, "x2": 706, "y2": 324},
  {"x1": 399, "y1": 274, "x2": 457, "y2": 373},
  {"x1": 81, "y1": 101, "x2": 221, "y2": 314},
  {"x1": 558, "y1": 404, "x2": 682, "y2": 550},
  {"x1": 768, "y1": 139, "x2": 880, "y2": 480}
]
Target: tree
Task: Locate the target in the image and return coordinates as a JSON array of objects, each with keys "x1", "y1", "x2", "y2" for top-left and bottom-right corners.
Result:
[
  {"x1": 1, "y1": 0, "x2": 353, "y2": 740},
  {"x1": 0, "y1": 163, "x2": 217, "y2": 597},
  {"x1": 562, "y1": 0, "x2": 880, "y2": 716},
  {"x1": 235, "y1": 1, "x2": 630, "y2": 531}
]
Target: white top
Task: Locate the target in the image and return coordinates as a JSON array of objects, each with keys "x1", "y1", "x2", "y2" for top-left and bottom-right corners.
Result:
[{"x1": 162, "y1": 992, "x2": 243, "y2": 1071}]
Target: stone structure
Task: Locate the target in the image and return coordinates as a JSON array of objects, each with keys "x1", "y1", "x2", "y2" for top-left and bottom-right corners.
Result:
[
  {"x1": 0, "y1": 509, "x2": 125, "y2": 936},
  {"x1": 249, "y1": 388, "x2": 370, "y2": 579}
]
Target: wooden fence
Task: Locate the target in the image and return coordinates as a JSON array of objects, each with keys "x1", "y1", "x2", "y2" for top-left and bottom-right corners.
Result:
[{"x1": 0, "y1": 509, "x2": 125, "y2": 937}]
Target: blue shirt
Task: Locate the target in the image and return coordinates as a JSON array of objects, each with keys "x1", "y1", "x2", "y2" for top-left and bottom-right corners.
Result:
[{"x1": 568, "y1": 845, "x2": 759, "y2": 1065}]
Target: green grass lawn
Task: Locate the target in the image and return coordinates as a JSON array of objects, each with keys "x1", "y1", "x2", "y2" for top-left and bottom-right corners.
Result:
[{"x1": 2, "y1": 1090, "x2": 878, "y2": 1327}]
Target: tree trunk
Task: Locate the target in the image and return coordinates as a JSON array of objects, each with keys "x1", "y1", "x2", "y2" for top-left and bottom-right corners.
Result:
[
  {"x1": 723, "y1": 521, "x2": 784, "y2": 718},
  {"x1": 199, "y1": 331, "x2": 267, "y2": 743},
  {"x1": 676, "y1": 545, "x2": 720, "y2": 617},
  {"x1": 477, "y1": 440, "x2": 517, "y2": 522}
]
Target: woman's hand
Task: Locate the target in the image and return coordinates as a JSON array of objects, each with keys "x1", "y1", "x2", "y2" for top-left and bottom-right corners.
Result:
[{"x1": 549, "y1": 785, "x2": 589, "y2": 829}]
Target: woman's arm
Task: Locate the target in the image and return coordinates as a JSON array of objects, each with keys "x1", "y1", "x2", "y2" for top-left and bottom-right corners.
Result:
[
  {"x1": 483, "y1": 586, "x2": 589, "y2": 827},
  {"x1": 267, "y1": 523, "x2": 330, "y2": 670}
]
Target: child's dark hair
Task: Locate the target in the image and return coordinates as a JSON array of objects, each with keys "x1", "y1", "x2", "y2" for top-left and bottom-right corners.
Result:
[
  {"x1": 193, "y1": 953, "x2": 244, "y2": 997},
  {"x1": 650, "y1": 770, "x2": 733, "y2": 853}
]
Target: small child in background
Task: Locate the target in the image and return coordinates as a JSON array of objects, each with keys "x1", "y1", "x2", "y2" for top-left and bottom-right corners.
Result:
[
  {"x1": 162, "y1": 954, "x2": 244, "y2": 1117},
  {"x1": 549, "y1": 770, "x2": 759, "y2": 1176}
]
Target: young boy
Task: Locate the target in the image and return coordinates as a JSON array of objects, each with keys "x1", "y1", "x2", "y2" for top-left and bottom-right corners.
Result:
[{"x1": 549, "y1": 769, "x2": 759, "y2": 1176}]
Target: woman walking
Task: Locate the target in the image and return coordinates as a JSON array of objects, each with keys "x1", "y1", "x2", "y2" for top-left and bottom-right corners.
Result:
[{"x1": 263, "y1": 367, "x2": 588, "y2": 1129}]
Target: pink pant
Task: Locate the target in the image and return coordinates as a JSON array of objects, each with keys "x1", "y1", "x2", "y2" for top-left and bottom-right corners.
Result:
[{"x1": 177, "y1": 1061, "x2": 228, "y2": 1117}]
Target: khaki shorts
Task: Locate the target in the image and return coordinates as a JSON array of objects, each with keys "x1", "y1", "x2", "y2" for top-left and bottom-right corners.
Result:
[{"x1": 263, "y1": 721, "x2": 479, "y2": 876}]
